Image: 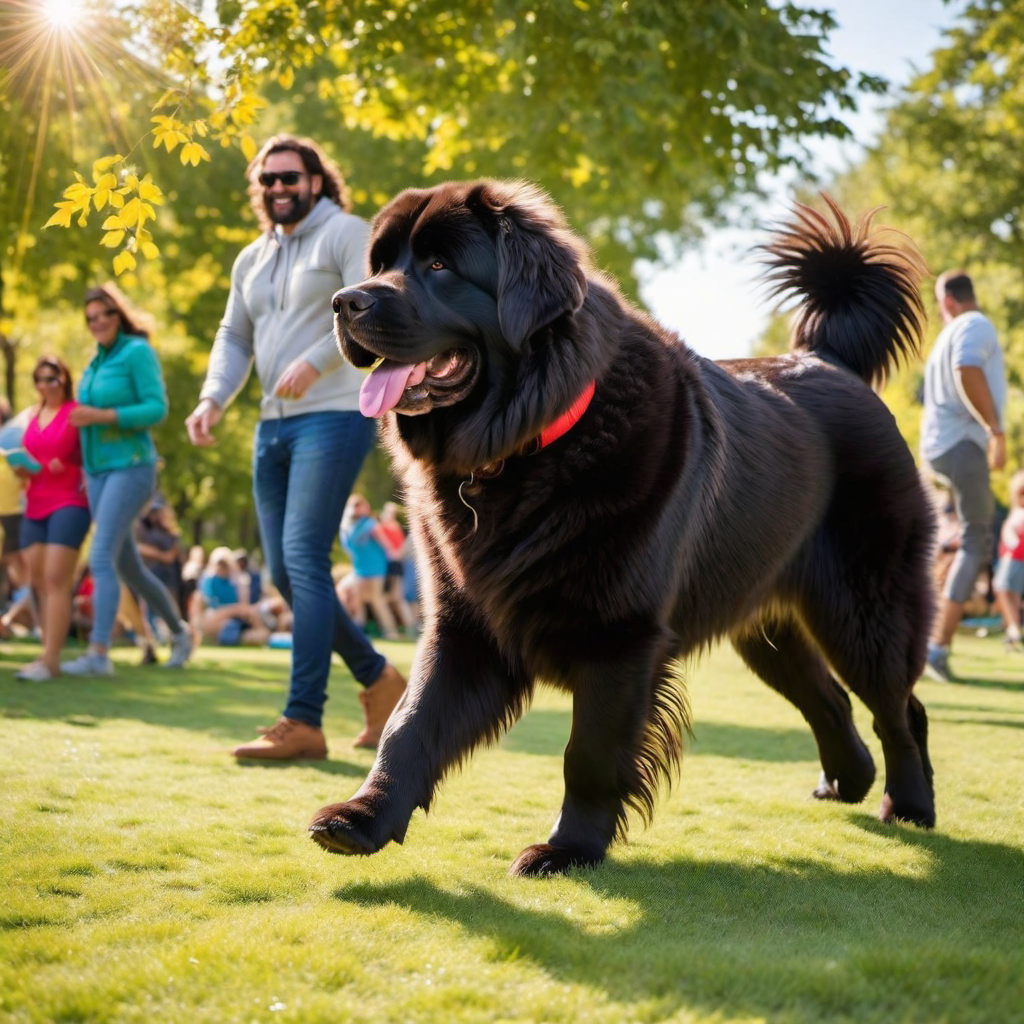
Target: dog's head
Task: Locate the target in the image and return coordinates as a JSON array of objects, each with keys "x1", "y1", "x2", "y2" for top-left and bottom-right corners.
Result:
[{"x1": 334, "y1": 180, "x2": 605, "y2": 472}]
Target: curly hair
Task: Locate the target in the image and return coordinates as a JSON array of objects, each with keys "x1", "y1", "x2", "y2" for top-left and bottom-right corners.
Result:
[{"x1": 247, "y1": 135, "x2": 352, "y2": 232}]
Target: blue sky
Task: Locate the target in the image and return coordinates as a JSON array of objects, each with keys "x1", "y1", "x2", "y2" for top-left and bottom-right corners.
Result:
[{"x1": 639, "y1": 0, "x2": 961, "y2": 361}]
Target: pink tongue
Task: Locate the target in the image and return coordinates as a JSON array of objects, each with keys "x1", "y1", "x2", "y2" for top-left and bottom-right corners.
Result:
[{"x1": 359, "y1": 360, "x2": 425, "y2": 418}]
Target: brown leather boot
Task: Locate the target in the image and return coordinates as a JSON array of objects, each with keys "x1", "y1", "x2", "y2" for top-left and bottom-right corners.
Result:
[
  {"x1": 233, "y1": 716, "x2": 328, "y2": 760},
  {"x1": 353, "y1": 663, "x2": 407, "y2": 749}
]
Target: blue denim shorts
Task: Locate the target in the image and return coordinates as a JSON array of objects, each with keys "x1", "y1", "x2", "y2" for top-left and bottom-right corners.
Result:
[
  {"x1": 20, "y1": 505, "x2": 91, "y2": 550},
  {"x1": 993, "y1": 555, "x2": 1024, "y2": 595}
]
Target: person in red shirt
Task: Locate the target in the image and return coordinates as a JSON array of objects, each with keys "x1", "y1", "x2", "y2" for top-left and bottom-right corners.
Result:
[{"x1": 15, "y1": 357, "x2": 91, "y2": 681}]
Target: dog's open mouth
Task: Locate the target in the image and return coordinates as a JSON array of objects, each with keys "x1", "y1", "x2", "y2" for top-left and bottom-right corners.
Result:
[{"x1": 358, "y1": 348, "x2": 477, "y2": 418}]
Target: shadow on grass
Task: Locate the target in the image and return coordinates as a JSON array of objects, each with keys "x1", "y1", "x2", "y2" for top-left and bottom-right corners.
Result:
[
  {"x1": 502, "y1": 709, "x2": 820, "y2": 764},
  {"x1": 334, "y1": 824, "x2": 1022, "y2": 1024},
  {"x1": 0, "y1": 652, "x2": 364, "y2": 747}
]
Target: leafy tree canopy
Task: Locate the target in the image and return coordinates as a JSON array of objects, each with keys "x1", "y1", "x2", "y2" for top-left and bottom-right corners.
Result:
[
  {"x1": 0, "y1": 0, "x2": 890, "y2": 541},
  {"x1": 4, "y1": 0, "x2": 886, "y2": 283}
]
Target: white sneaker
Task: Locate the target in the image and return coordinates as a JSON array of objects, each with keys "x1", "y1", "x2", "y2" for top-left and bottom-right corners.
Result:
[
  {"x1": 61, "y1": 651, "x2": 114, "y2": 676},
  {"x1": 165, "y1": 624, "x2": 194, "y2": 669},
  {"x1": 16, "y1": 662, "x2": 54, "y2": 682}
]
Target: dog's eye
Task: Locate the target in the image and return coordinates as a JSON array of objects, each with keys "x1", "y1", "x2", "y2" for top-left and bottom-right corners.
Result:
[{"x1": 429, "y1": 259, "x2": 446, "y2": 272}]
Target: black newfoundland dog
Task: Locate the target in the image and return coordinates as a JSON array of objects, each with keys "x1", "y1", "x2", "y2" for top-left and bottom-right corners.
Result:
[{"x1": 310, "y1": 181, "x2": 936, "y2": 876}]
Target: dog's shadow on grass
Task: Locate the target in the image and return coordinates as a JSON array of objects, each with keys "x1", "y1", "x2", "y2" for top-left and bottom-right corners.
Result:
[
  {"x1": 333, "y1": 824, "x2": 1021, "y2": 1024},
  {"x1": 504, "y1": 708, "x2": 818, "y2": 763}
]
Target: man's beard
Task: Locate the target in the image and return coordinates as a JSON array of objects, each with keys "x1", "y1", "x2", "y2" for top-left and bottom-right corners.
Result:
[{"x1": 265, "y1": 191, "x2": 316, "y2": 225}]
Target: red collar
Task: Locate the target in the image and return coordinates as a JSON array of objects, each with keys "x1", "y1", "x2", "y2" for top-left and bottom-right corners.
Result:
[
  {"x1": 537, "y1": 379, "x2": 596, "y2": 450},
  {"x1": 471, "y1": 379, "x2": 596, "y2": 480}
]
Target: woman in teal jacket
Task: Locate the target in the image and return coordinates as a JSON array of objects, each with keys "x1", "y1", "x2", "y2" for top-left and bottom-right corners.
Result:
[{"x1": 61, "y1": 285, "x2": 193, "y2": 676}]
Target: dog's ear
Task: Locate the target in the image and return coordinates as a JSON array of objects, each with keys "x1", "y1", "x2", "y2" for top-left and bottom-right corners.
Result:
[{"x1": 468, "y1": 182, "x2": 588, "y2": 349}]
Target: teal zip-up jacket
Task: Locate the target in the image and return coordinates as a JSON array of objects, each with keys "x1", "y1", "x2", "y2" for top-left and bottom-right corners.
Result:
[{"x1": 77, "y1": 331, "x2": 168, "y2": 474}]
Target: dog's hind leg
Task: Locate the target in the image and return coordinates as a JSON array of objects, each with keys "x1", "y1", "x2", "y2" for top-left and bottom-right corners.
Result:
[
  {"x1": 732, "y1": 616, "x2": 876, "y2": 804},
  {"x1": 799, "y1": 565, "x2": 936, "y2": 828},
  {"x1": 510, "y1": 632, "x2": 686, "y2": 877}
]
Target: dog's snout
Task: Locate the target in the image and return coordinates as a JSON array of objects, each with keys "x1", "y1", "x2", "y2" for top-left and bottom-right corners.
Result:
[{"x1": 333, "y1": 287, "x2": 377, "y2": 318}]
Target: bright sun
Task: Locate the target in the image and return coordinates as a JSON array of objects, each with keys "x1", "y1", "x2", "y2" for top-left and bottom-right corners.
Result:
[{"x1": 40, "y1": 0, "x2": 87, "y2": 30}]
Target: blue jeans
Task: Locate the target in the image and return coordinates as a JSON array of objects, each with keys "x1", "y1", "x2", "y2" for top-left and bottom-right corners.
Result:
[
  {"x1": 86, "y1": 464, "x2": 184, "y2": 648},
  {"x1": 254, "y1": 412, "x2": 385, "y2": 727}
]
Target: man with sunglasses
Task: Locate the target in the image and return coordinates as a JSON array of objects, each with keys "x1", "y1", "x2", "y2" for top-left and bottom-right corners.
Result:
[{"x1": 186, "y1": 135, "x2": 405, "y2": 760}]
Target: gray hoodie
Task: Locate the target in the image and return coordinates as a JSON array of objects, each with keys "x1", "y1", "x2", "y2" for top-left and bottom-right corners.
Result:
[{"x1": 199, "y1": 197, "x2": 370, "y2": 419}]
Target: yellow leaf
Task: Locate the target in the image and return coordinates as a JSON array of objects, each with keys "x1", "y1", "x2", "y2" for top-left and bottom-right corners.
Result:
[
  {"x1": 152, "y1": 89, "x2": 178, "y2": 110},
  {"x1": 93, "y1": 189, "x2": 112, "y2": 211},
  {"x1": 101, "y1": 215, "x2": 125, "y2": 230},
  {"x1": 108, "y1": 191, "x2": 125, "y2": 209},
  {"x1": 43, "y1": 206, "x2": 74, "y2": 229},
  {"x1": 122, "y1": 173, "x2": 139, "y2": 190},
  {"x1": 138, "y1": 178, "x2": 164, "y2": 204},
  {"x1": 77, "y1": 210, "x2": 89, "y2": 227},
  {"x1": 64, "y1": 182, "x2": 92, "y2": 203},
  {"x1": 120, "y1": 197, "x2": 140, "y2": 228},
  {"x1": 92, "y1": 154, "x2": 123, "y2": 174},
  {"x1": 140, "y1": 241, "x2": 160, "y2": 260},
  {"x1": 112, "y1": 250, "x2": 137, "y2": 276},
  {"x1": 140, "y1": 202, "x2": 156, "y2": 221},
  {"x1": 101, "y1": 230, "x2": 126, "y2": 247},
  {"x1": 278, "y1": 65, "x2": 295, "y2": 89},
  {"x1": 240, "y1": 134, "x2": 257, "y2": 161},
  {"x1": 180, "y1": 141, "x2": 211, "y2": 167},
  {"x1": 193, "y1": 119, "x2": 208, "y2": 137},
  {"x1": 94, "y1": 172, "x2": 118, "y2": 190},
  {"x1": 209, "y1": 109, "x2": 228, "y2": 129}
]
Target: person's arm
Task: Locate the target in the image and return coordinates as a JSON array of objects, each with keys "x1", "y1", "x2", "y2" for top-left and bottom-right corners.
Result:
[
  {"x1": 371, "y1": 522, "x2": 401, "y2": 560},
  {"x1": 199, "y1": 248, "x2": 258, "y2": 411},
  {"x1": 112, "y1": 342, "x2": 169, "y2": 430},
  {"x1": 955, "y1": 366, "x2": 1006, "y2": 470}
]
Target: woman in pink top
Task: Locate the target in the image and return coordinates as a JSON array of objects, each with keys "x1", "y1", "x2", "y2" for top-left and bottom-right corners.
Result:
[{"x1": 15, "y1": 357, "x2": 91, "y2": 681}]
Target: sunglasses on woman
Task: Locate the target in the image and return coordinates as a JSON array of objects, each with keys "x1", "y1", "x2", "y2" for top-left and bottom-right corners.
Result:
[
  {"x1": 258, "y1": 170, "x2": 304, "y2": 188},
  {"x1": 85, "y1": 309, "x2": 118, "y2": 325},
  {"x1": 33, "y1": 375, "x2": 61, "y2": 385}
]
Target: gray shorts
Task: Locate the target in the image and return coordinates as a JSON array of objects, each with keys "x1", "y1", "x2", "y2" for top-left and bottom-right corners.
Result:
[{"x1": 993, "y1": 555, "x2": 1024, "y2": 595}]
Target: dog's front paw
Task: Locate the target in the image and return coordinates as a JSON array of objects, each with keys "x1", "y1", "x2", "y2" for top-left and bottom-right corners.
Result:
[
  {"x1": 308, "y1": 800, "x2": 386, "y2": 856},
  {"x1": 509, "y1": 842, "x2": 604, "y2": 877}
]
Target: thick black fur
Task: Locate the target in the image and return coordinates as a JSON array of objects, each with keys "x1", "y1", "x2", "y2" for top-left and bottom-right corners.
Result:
[{"x1": 310, "y1": 182, "x2": 936, "y2": 876}]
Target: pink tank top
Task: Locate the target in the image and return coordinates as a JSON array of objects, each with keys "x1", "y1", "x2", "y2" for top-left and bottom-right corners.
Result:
[{"x1": 23, "y1": 402, "x2": 89, "y2": 519}]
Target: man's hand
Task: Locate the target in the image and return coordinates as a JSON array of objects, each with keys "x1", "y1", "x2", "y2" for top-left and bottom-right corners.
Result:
[
  {"x1": 274, "y1": 359, "x2": 321, "y2": 400},
  {"x1": 185, "y1": 398, "x2": 224, "y2": 447},
  {"x1": 69, "y1": 405, "x2": 116, "y2": 428},
  {"x1": 988, "y1": 430, "x2": 1007, "y2": 471}
]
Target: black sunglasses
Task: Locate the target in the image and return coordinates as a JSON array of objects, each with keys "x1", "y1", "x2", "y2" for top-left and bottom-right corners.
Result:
[
  {"x1": 34, "y1": 375, "x2": 60, "y2": 385},
  {"x1": 258, "y1": 170, "x2": 304, "y2": 188},
  {"x1": 85, "y1": 309, "x2": 118, "y2": 325}
]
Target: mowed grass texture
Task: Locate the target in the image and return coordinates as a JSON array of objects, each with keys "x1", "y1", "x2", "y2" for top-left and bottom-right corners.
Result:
[{"x1": 1, "y1": 636, "x2": 1021, "y2": 1024}]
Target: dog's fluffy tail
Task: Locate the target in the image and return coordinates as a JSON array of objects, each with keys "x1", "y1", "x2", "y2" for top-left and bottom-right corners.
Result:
[{"x1": 760, "y1": 194, "x2": 928, "y2": 386}]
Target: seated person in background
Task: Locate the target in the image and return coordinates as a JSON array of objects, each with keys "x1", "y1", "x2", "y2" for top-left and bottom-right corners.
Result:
[
  {"x1": 994, "y1": 470, "x2": 1024, "y2": 651},
  {"x1": 233, "y1": 548, "x2": 263, "y2": 605},
  {"x1": 193, "y1": 546, "x2": 269, "y2": 647}
]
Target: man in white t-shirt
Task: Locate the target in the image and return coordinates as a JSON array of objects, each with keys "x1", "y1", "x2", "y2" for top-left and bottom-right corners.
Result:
[{"x1": 920, "y1": 270, "x2": 1007, "y2": 682}]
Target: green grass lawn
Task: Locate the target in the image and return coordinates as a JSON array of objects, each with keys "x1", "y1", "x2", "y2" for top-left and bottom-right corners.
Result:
[{"x1": 1, "y1": 634, "x2": 1021, "y2": 1024}]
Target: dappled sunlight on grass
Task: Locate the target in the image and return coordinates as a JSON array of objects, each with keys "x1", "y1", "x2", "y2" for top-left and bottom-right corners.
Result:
[{"x1": 0, "y1": 636, "x2": 1020, "y2": 1023}]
